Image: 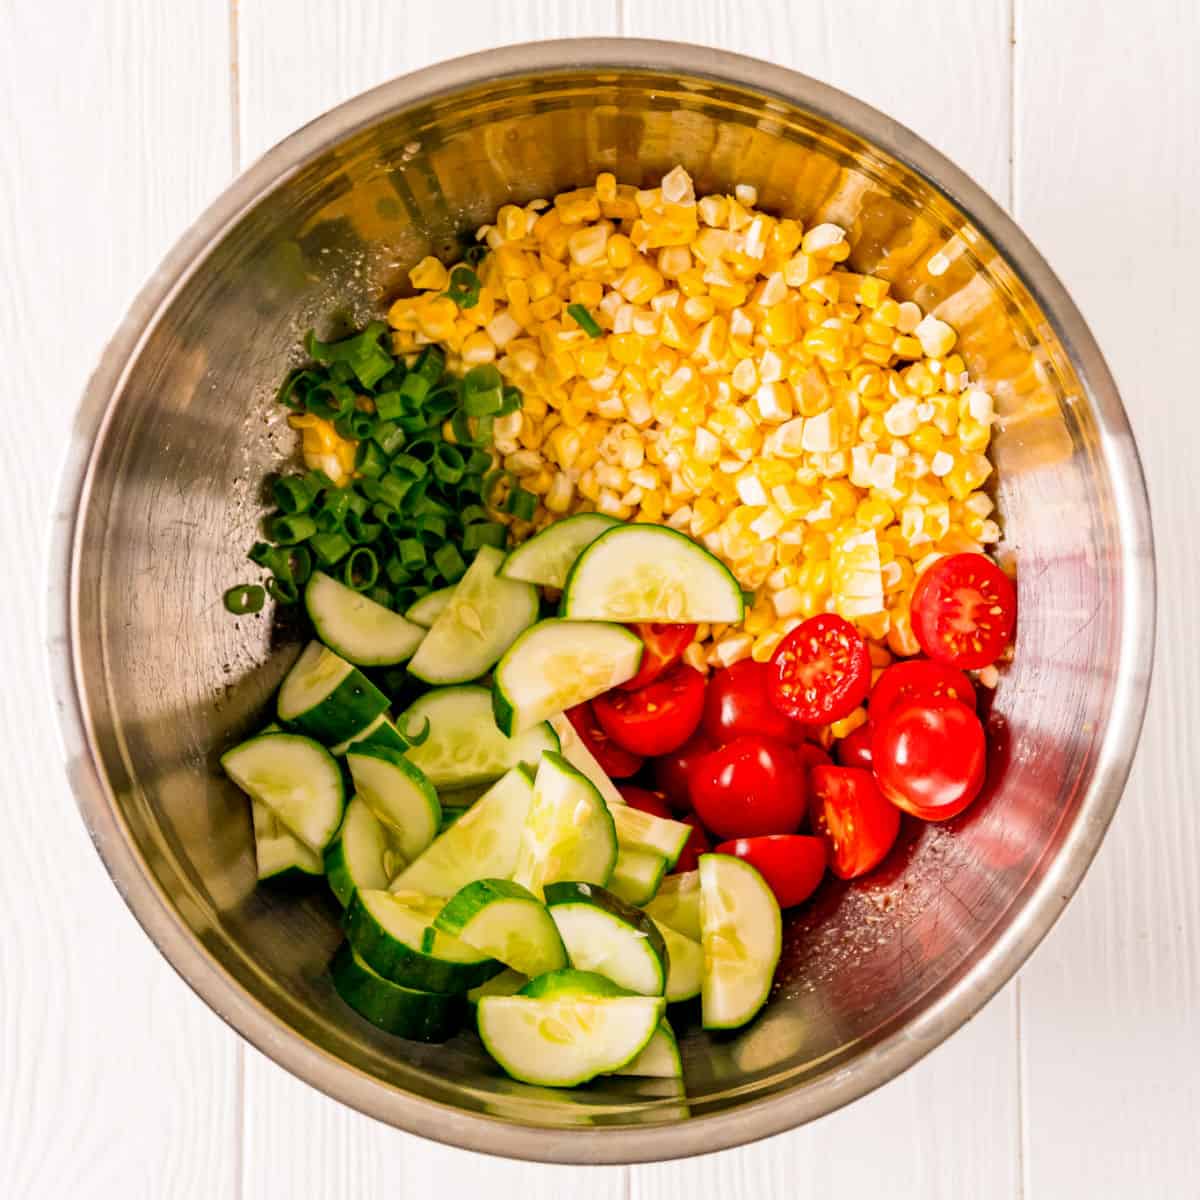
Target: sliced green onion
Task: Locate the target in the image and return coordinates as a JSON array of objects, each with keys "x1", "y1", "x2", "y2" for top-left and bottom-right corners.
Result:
[
  {"x1": 498, "y1": 386, "x2": 523, "y2": 415},
  {"x1": 355, "y1": 440, "x2": 390, "y2": 479},
  {"x1": 305, "y1": 468, "x2": 337, "y2": 492},
  {"x1": 365, "y1": 584, "x2": 394, "y2": 608},
  {"x1": 376, "y1": 475, "x2": 412, "y2": 510},
  {"x1": 459, "y1": 503, "x2": 489, "y2": 525},
  {"x1": 466, "y1": 449, "x2": 493, "y2": 475},
  {"x1": 372, "y1": 422, "x2": 407, "y2": 456},
  {"x1": 374, "y1": 390, "x2": 405, "y2": 422},
  {"x1": 272, "y1": 474, "x2": 318, "y2": 514},
  {"x1": 482, "y1": 468, "x2": 513, "y2": 509},
  {"x1": 421, "y1": 564, "x2": 443, "y2": 586},
  {"x1": 390, "y1": 453, "x2": 428, "y2": 479},
  {"x1": 505, "y1": 486, "x2": 537, "y2": 521},
  {"x1": 268, "y1": 514, "x2": 318, "y2": 545},
  {"x1": 305, "y1": 321, "x2": 394, "y2": 390},
  {"x1": 433, "y1": 543, "x2": 467, "y2": 583},
  {"x1": 342, "y1": 547, "x2": 380, "y2": 591},
  {"x1": 415, "y1": 513, "x2": 448, "y2": 542},
  {"x1": 397, "y1": 714, "x2": 431, "y2": 749},
  {"x1": 384, "y1": 556, "x2": 412, "y2": 587},
  {"x1": 433, "y1": 443, "x2": 465, "y2": 485},
  {"x1": 463, "y1": 521, "x2": 507, "y2": 551},
  {"x1": 397, "y1": 346, "x2": 445, "y2": 408},
  {"x1": 443, "y1": 264, "x2": 481, "y2": 309},
  {"x1": 224, "y1": 584, "x2": 265, "y2": 614},
  {"x1": 373, "y1": 504, "x2": 410, "y2": 533},
  {"x1": 396, "y1": 538, "x2": 426, "y2": 569},
  {"x1": 267, "y1": 575, "x2": 300, "y2": 605},
  {"x1": 462, "y1": 364, "x2": 504, "y2": 416},
  {"x1": 462, "y1": 243, "x2": 487, "y2": 268},
  {"x1": 287, "y1": 544, "x2": 313, "y2": 586},
  {"x1": 315, "y1": 488, "x2": 352, "y2": 526},
  {"x1": 277, "y1": 368, "x2": 323, "y2": 411},
  {"x1": 567, "y1": 304, "x2": 603, "y2": 337},
  {"x1": 310, "y1": 531, "x2": 352, "y2": 566},
  {"x1": 344, "y1": 509, "x2": 383, "y2": 544},
  {"x1": 424, "y1": 382, "x2": 462, "y2": 422}
]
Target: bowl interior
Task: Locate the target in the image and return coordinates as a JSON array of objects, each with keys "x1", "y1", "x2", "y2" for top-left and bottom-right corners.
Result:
[{"x1": 67, "y1": 55, "x2": 1139, "y2": 1152}]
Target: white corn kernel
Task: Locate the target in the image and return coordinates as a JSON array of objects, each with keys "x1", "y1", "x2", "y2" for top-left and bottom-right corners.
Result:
[
  {"x1": 759, "y1": 272, "x2": 788, "y2": 307},
  {"x1": 967, "y1": 389, "x2": 995, "y2": 424},
  {"x1": 729, "y1": 307, "x2": 754, "y2": 338},
  {"x1": 694, "y1": 426, "x2": 721, "y2": 463},
  {"x1": 977, "y1": 664, "x2": 1000, "y2": 689},
  {"x1": 736, "y1": 473, "x2": 769, "y2": 506},
  {"x1": 931, "y1": 450, "x2": 955, "y2": 476},
  {"x1": 883, "y1": 397, "x2": 920, "y2": 436},
  {"x1": 713, "y1": 633, "x2": 754, "y2": 667},
  {"x1": 915, "y1": 314, "x2": 956, "y2": 358},
  {"x1": 801, "y1": 223, "x2": 846, "y2": 255},
  {"x1": 758, "y1": 348, "x2": 785, "y2": 384},
  {"x1": 801, "y1": 408, "x2": 838, "y2": 452},
  {"x1": 750, "y1": 507, "x2": 785, "y2": 539},
  {"x1": 755, "y1": 381, "x2": 793, "y2": 422},
  {"x1": 667, "y1": 505, "x2": 693, "y2": 530},
  {"x1": 545, "y1": 472, "x2": 574, "y2": 513},
  {"x1": 771, "y1": 586, "x2": 805, "y2": 618},
  {"x1": 965, "y1": 492, "x2": 995, "y2": 518},
  {"x1": 731, "y1": 359, "x2": 759, "y2": 394},
  {"x1": 683, "y1": 641, "x2": 710, "y2": 672},
  {"x1": 485, "y1": 311, "x2": 522, "y2": 348},
  {"x1": 734, "y1": 182, "x2": 758, "y2": 207},
  {"x1": 661, "y1": 165, "x2": 696, "y2": 205},
  {"x1": 896, "y1": 301, "x2": 923, "y2": 334}
]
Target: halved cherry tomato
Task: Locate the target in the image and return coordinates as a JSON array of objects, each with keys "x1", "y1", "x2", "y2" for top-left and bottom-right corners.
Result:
[
  {"x1": 652, "y1": 730, "x2": 715, "y2": 814},
  {"x1": 794, "y1": 742, "x2": 833, "y2": 775},
  {"x1": 673, "y1": 814, "x2": 711, "y2": 874},
  {"x1": 702, "y1": 659, "x2": 810, "y2": 745},
  {"x1": 714, "y1": 835, "x2": 827, "y2": 908},
  {"x1": 910, "y1": 553, "x2": 1016, "y2": 669},
  {"x1": 869, "y1": 659, "x2": 976, "y2": 723},
  {"x1": 835, "y1": 723, "x2": 874, "y2": 770},
  {"x1": 768, "y1": 613, "x2": 872, "y2": 724},
  {"x1": 871, "y1": 699, "x2": 986, "y2": 821},
  {"x1": 809, "y1": 764, "x2": 901, "y2": 879},
  {"x1": 593, "y1": 664, "x2": 706, "y2": 757},
  {"x1": 619, "y1": 623, "x2": 696, "y2": 691},
  {"x1": 565, "y1": 702, "x2": 644, "y2": 779},
  {"x1": 618, "y1": 785, "x2": 672, "y2": 819},
  {"x1": 688, "y1": 735, "x2": 807, "y2": 839}
]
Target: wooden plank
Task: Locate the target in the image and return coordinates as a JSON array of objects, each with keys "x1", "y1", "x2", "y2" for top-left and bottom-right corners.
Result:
[
  {"x1": 1014, "y1": 0, "x2": 1200, "y2": 1195},
  {"x1": 0, "y1": 3, "x2": 240, "y2": 1198}
]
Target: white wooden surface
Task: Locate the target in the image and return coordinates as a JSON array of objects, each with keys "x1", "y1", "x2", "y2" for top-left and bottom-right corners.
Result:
[{"x1": 2, "y1": 1, "x2": 1195, "y2": 1196}]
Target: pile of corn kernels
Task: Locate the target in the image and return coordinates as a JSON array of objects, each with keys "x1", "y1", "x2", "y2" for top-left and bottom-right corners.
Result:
[{"x1": 386, "y1": 167, "x2": 1002, "y2": 727}]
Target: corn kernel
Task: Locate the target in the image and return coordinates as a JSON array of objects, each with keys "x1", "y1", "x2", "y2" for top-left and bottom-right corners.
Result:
[{"x1": 409, "y1": 255, "x2": 449, "y2": 290}]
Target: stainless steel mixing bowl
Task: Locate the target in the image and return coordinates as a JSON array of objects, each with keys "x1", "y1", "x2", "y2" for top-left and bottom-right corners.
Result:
[{"x1": 48, "y1": 40, "x2": 1155, "y2": 1163}]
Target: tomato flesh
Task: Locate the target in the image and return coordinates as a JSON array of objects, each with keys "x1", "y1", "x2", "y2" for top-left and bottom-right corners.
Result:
[
  {"x1": 688, "y1": 735, "x2": 807, "y2": 839},
  {"x1": 619, "y1": 623, "x2": 696, "y2": 691},
  {"x1": 593, "y1": 663, "x2": 705, "y2": 757},
  {"x1": 911, "y1": 553, "x2": 1016, "y2": 669},
  {"x1": 565, "y1": 702, "x2": 644, "y2": 779},
  {"x1": 618, "y1": 785, "x2": 673, "y2": 819},
  {"x1": 869, "y1": 659, "x2": 976, "y2": 722},
  {"x1": 652, "y1": 730, "x2": 715, "y2": 814},
  {"x1": 673, "y1": 814, "x2": 711, "y2": 874},
  {"x1": 871, "y1": 699, "x2": 986, "y2": 821},
  {"x1": 809, "y1": 764, "x2": 901, "y2": 879},
  {"x1": 702, "y1": 659, "x2": 811, "y2": 745},
  {"x1": 769, "y1": 613, "x2": 872, "y2": 724},
  {"x1": 835, "y1": 723, "x2": 874, "y2": 770},
  {"x1": 714, "y1": 835, "x2": 827, "y2": 908}
]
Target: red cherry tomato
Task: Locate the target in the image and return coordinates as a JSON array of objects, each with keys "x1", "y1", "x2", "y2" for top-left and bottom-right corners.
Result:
[
  {"x1": 618, "y1": 785, "x2": 673, "y2": 819},
  {"x1": 673, "y1": 814, "x2": 711, "y2": 874},
  {"x1": 714, "y1": 835, "x2": 827, "y2": 908},
  {"x1": 871, "y1": 699, "x2": 986, "y2": 821},
  {"x1": 652, "y1": 730, "x2": 715, "y2": 814},
  {"x1": 793, "y1": 742, "x2": 833, "y2": 775},
  {"x1": 619, "y1": 623, "x2": 696, "y2": 691},
  {"x1": 869, "y1": 659, "x2": 977, "y2": 723},
  {"x1": 835, "y1": 723, "x2": 874, "y2": 770},
  {"x1": 768, "y1": 613, "x2": 872, "y2": 724},
  {"x1": 565, "y1": 702, "x2": 643, "y2": 779},
  {"x1": 702, "y1": 660, "x2": 810, "y2": 745},
  {"x1": 910, "y1": 553, "x2": 1016, "y2": 669},
  {"x1": 593, "y1": 663, "x2": 706, "y2": 757},
  {"x1": 688, "y1": 735, "x2": 807, "y2": 839},
  {"x1": 809, "y1": 764, "x2": 901, "y2": 879}
]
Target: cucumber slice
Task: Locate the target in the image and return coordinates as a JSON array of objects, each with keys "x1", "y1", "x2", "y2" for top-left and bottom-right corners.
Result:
[
  {"x1": 407, "y1": 546, "x2": 538, "y2": 685},
  {"x1": 493, "y1": 620, "x2": 642, "y2": 736},
  {"x1": 643, "y1": 870, "x2": 701, "y2": 940},
  {"x1": 305, "y1": 571, "x2": 426, "y2": 666},
  {"x1": 330, "y1": 712, "x2": 408, "y2": 756},
  {"x1": 324, "y1": 796, "x2": 406, "y2": 908},
  {"x1": 512, "y1": 752, "x2": 617, "y2": 898},
  {"x1": 346, "y1": 744, "x2": 440, "y2": 861},
  {"x1": 434, "y1": 879, "x2": 568, "y2": 977},
  {"x1": 399, "y1": 686, "x2": 558, "y2": 789},
  {"x1": 392, "y1": 766, "x2": 535, "y2": 897},
  {"x1": 547, "y1": 712, "x2": 625, "y2": 810},
  {"x1": 404, "y1": 584, "x2": 456, "y2": 628},
  {"x1": 654, "y1": 918, "x2": 703, "y2": 1003},
  {"x1": 251, "y1": 799, "x2": 323, "y2": 880},
  {"x1": 545, "y1": 881, "x2": 668, "y2": 996},
  {"x1": 610, "y1": 805, "x2": 691, "y2": 867},
  {"x1": 500, "y1": 513, "x2": 620, "y2": 589},
  {"x1": 330, "y1": 943, "x2": 467, "y2": 1043},
  {"x1": 608, "y1": 846, "x2": 669, "y2": 906},
  {"x1": 517, "y1": 968, "x2": 627, "y2": 999},
  {"x1": 222, "y1": 732, "x2": 344, "y2": 852},
  {"x1": 699, "y1": 853, "x2": 782, "y2": 1030},
  {"x1": 477, "y1": 992, "x2": 665, "y2": 1087},
  {"x1": 276, "y1": 641, "x2": 389, "y2": 744},
  {"x1": 562, "y1": 525, "x2": 744, "y2": 623},
  {"x1": 609, "y1": 1019, "x2": 682, "y2": 1078},
  {"x1": 437, "y1": 808, "x2": 465, "y2": 834},
  {"x1": 345, "y1": 889, "x2": 501, "y2": 993},
  {"x1": 467, "y1": 967, "x2": 528, "y2": 1007}
]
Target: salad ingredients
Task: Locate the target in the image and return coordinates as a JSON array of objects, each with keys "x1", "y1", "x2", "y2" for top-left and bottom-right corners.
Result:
[
  {"x1": 910, "y1": 553, "x2": 1016, "y2": 669},
  {"x1": 809, "y1": 765, "x2": 900, "y2": 879},
  {"x1": 345, "y1": 743, "x2": 441, "y2": 860},
  {"x1": 701, "y1": 659, "x2": 810, "y2": 746},
  {"x1": 673, "y1": 815, "x2": 711, "y2": 874},
  {"x1": 618, "y1": 786, "x2": 673, "y2": 819},
  {"x1": 714, "y1": 835, "x2": 827, "y2": 909},
  {"x1": 304, "y1": 571, "x2": 427, "y2": 666},
  {"x1": 324, "y1": 796, "x2": 404, "y2": 907},
  {"x1": 653, "y1": 730, "x2": 716, "y2": 813},
  {"x1": 620, "y1": 622, "x2": 697, "y2": 692},
  {"x1": 498, "y1": 512, "x2": 619, "y2": 588},
  {"x1": 565, "y1": 701, "x2": 644, "y2": 778},
  {"x1": 592, "y1": 663, "x2": 706, "y2": 756},
  {"x1": 276, "y1": 640, "x2": 390, "y2": 744},
  {"x1": 768, "y1": 613, "x2": 871, "y2": 724},
  {"x1": 688, "y1": 735, "x2": 807, "y2": 839},
  {"x1": 834, "y1": 723, "x2": 874, "y2": 770},
  {"x1": 868, "y1": 658, "x2": 976, "y2": 721}
]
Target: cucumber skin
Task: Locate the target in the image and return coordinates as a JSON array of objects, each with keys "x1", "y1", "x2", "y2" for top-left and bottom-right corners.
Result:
[
  {"x1": 281, "y1": 666, "x2": 390, "y2": 744},
  {"x1": 344, "y1": 892, "x2": 503, "y2": 994},
  {"x1": 500, "y1": 513, "x2": 619, "y2": 588},
  {"x1": 324, "y1": 840, "x2": 358, "y2": 908},
  {"x1": 608, "y1": 848, "x2": 669, "y2": 906},
  {"x1": 543, "y1": 881, "x2": 669, "y2": 981},
  {"x1": 518, "y1": 969, "x2": 630, "y2": 999},
  {"x1": 433, "y1": 878, "x2": 542, "y2": 938},
  {"x1": 330, "y1": 943, "x2": 467, "y2": 1043},
  {"x1": 345, "y1": 742, "x2": 440, "y2": 860},
  {"x1": 304, "y1": 572, "x2": 425, "y2": 667}
]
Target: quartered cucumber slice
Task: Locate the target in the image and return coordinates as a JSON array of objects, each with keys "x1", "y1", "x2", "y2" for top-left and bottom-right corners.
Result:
[
  {"x1": 330, "y1": 943, "x2": 467, "y2": 1043},
  {"x1": 346, "y1": 744, "x2": 440, "y2": 861},
  {"x1": 399, "y1": 685, "x2": 558, "y2": 789},
  {"x1": 516, "y1": 968, "x2": 626, "y2": 999},
  {"x1": 643, "y1": 870, "x2": 701, "y2": 940},
  {"x1": 547, "y1": 712, "x2": 625, "y2": 810},
  {"x1": 562, "y1": 525, "x2": 744, "y2": 623},
  {"x1": 392, "y1": 766, "x2": 534, "y2": 897},
  {"x1": 493, "y1": 620, "x2": 642, "y2": 736},
  {"x1": 610, "y1": 805, "x2": 691, "y2": 867},
  {"x1": 434, "y1": 879, "x2": 568, "y2": 977},
  {"x1": 408, "y1": 546, "x2": 538, "y2": 685},
  {"x1": 222, "y1": 732, "x2": 344, "y2": 852},
  {"x1": 467, "y1": 968, "x2": 528, "y2": 1007},
  {"x1": 251, "y1": 799, "x2": 323, "y2": 881},
  {"x1": 304, "y1": 571, "x2": 426, "y2": 666},
  {"x1": 512, "y1": 752, "x2": 617, "y2": 898},
  {"x1": 609, "y1": 1019, "x2": 682, "y2": 1078},
  {"x1": 608, "y1": 846, "x2": 669, "y2": 907},
  {"x1": 477, "y1": 991, "x2": 665, "y2": 1087},
  {"x1": 324, "y1": 796, "x2": 406, "y2": 908},
  {"x1": 405, "y1": 584, "x2": 456, "y2": 628},
  {"x1": 699, "y1": 853, "x2": 782, "y2": 1030},
  {"x1": 345, "y1": 889, "x2": 501, "y2": 994},
  {"x1": 654, "y1": 919, "x2": 703, "y2": 1003},
  {"x1": 330, "y1": 712, "x2": 408, "y2": 756},
  {"x1": 500, "y1": 513, "x2": 620, "y2": 589},
  {"x1": 276, "y1": 641, "x2": 389, "y2": 744},
  {"x1": 545, "y1": 881, "x2": 668, "y2": 997}
]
